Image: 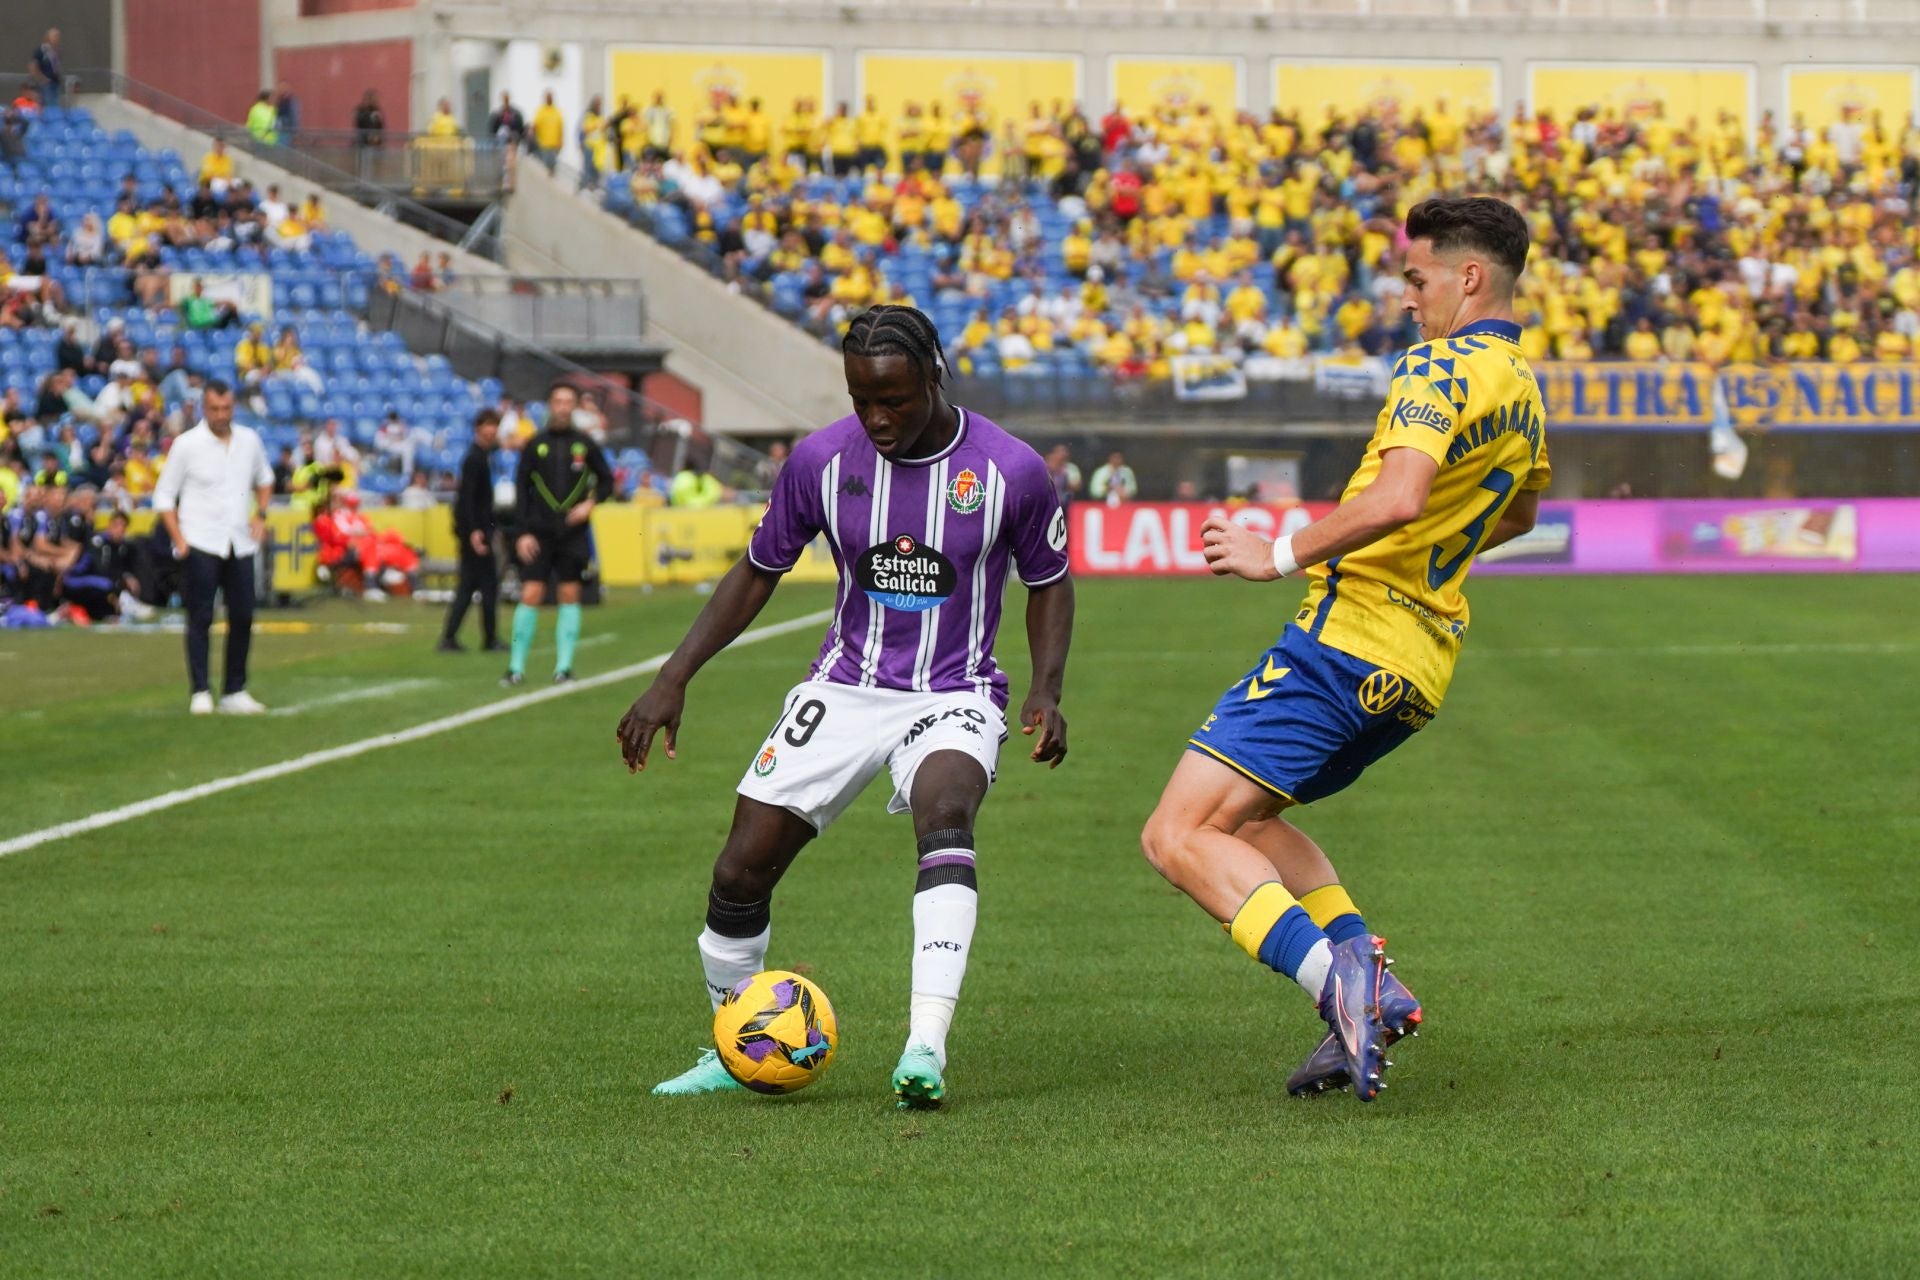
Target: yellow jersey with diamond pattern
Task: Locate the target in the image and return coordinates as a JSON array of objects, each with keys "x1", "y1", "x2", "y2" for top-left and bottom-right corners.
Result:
[{"x1": 1293, "y1": 318, "x2": 1550, "y2": 702}]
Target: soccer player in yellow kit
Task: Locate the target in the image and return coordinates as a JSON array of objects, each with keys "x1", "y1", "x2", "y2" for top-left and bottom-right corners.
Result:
[{"x1": 1140, "y1": 197, "x2": 1550, "y2": 1102}]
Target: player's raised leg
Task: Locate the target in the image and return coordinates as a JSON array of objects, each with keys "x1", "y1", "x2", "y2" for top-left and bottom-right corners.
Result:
[
  {"x1": 894, "y1": 749, "x2": 991, "y2": 1110},
  {"x1": 654, "y1": 796, "x2": 816, "y2": 1096},
  {"x1": 1141, "y1": 753, "x2": 1391, "y2": 1100}
]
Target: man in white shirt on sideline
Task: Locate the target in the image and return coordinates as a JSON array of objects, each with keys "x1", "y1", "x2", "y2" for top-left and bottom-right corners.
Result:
[{"x1": 151, "y1": 380, "x2": 273, "y2": 715}]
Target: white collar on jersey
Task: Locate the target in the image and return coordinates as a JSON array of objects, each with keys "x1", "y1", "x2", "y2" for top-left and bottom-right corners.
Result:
[{"x1": 885, "y1": 407, "x2": 969, "y2": 468}]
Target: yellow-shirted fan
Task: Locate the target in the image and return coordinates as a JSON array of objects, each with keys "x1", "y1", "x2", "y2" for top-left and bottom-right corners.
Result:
[{"x1": 713, "y1": 970, "x2": 838, "y2": 1094}]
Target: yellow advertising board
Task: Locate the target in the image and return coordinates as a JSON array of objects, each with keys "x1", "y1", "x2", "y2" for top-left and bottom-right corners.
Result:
[
  {"x1": 857, "y1": 52, "x2": 1080, "y2": 170},
  {"x1": 1528, "y1": 64, "x2": 1752, "y2": 135},
  {"x1": 1272, "y1": 61, "x2": 1498, "y2": 125},
  {"x1": 614, "y1": 507, "x2": 837, "y2": 587},
  {"x1": 1109, "y1": 57, "x2": 1241, "y2": 121},
  {"x1": 606, "y1": 46, "x2": 829, "y2": 155},
  {"x1": 1785, "y1": 67, "x2": 1919, "y2": 130},
  {"x1": 124, "y1": 502, "x2": 818, "y2": 595},
  {"x1": 631, "y1": 505, "x2": 758, "y2": 586}
]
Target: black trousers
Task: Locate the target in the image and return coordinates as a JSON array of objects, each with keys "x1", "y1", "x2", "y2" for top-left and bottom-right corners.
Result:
[
  {"x1": 184, "y1": 548, "x2": 255, "y2": 695},
  {"x1": 441, "y1": 540, "x2": 499, "y2": 644}
]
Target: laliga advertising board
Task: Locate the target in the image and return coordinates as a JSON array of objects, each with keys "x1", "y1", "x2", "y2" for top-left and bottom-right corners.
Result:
[{"x1": 1069, "y1": 502, "x2": 1330, "y2": 576}]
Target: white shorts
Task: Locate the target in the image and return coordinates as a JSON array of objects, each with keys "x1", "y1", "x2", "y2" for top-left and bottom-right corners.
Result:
[{"x1": 736, "y1": 681, "x2": 1008, "y2": 832}]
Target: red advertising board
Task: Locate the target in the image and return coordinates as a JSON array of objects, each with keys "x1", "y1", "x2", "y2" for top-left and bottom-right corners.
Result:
[{"x1": 1068, "y1": 502, "x2": 1333, "y2": 576}]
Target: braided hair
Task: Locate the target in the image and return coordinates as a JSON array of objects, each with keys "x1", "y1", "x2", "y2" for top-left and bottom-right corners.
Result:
[{"x1": 841, "y1": 304, "x2": 950, "y2": 386}]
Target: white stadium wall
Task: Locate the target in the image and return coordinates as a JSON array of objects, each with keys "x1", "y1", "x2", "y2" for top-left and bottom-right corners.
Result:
[{"x1": 264, "y1": 2, "x2": 1920, "y2": 134}]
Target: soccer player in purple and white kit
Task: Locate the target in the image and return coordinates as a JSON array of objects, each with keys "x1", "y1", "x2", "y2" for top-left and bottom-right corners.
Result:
[{"x1": 617, "y1": 306, "x2": 1075, "y2": 1109}]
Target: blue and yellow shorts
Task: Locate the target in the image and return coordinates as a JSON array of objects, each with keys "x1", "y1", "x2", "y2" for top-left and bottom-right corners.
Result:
[{"x1": 1186, "y1": 625, "x2": 1439, "y2": 807}]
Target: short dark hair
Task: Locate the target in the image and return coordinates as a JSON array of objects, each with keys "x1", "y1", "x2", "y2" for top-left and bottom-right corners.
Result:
[
  {"x1": 548, "y1": 378, "x2": 578, "y2": 399},
  {"x1": 473, "y1": 408, "x2": 501, "y2": 428},
  {"x1": 1404, "y1": 197, "x2": 1529, "y2": 281},
  {"x1": 843, "y1": 305, "x2": 948, "y2": 384},
  {"x1": 204, "y1": 378, "x2": 233, "y2": 398}
]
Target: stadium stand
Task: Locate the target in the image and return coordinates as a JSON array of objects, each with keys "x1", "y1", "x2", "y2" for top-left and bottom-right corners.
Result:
[
  {"x1": 596, "y1": 95, "x2": 1920, "y2": 385},
  {"x1": 0, "y1": 101, "x2": 670, "y2": 508}
]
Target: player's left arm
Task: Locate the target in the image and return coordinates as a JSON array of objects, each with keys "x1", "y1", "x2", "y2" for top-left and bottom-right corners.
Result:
[
  {"x1": 1021, "y1": 577, "x2": 1073, "y2": 768},
  {"x1": 1202, "y1": 447, "x2": 1438, "y2": 581},
  {"x1": 1481, "y1": 438, "x2": 1551, "y2": 553},
  {"x1": 1010, "y1": 460, "x2": 1074, "y2": 767},
  {"x1": 1479, "y1": 488, "x2": 1539, "y2": 553}
]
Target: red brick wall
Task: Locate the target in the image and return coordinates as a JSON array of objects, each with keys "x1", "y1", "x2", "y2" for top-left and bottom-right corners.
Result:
[
  {"x1": 274, "y1": 40, "x2": 412, "y2": 136},
  {"x1": 642, "y1": 372, "x2": 703, "y2": 428},
  {"x1": 301, "y1": 0, "x2": 415, "y2": 13},
  {"x1": 124, "y1": 0, "x2": 263, "y2": 126}
]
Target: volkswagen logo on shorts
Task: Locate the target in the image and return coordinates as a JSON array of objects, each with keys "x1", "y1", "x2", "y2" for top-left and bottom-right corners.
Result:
[
  {"x1": 858, "y1": 533, "x2": 958, "y2": 613},
  {"x1": 1357, "y1": 670, "x2": 1406, "y2": 716}
]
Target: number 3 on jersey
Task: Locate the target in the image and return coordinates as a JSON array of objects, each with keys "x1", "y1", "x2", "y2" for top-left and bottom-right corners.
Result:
[{"x1": 1427, "y1": 469, "x2": 1516, "y2": 590}]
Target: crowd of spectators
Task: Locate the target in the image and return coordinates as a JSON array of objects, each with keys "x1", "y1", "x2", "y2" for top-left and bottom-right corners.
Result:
[
  {"x1": 595, "y1": 90, "x2": 1920, "y2": 378},
  {"x1": 1, "y1": 85, "x2": 1002, "y2": 626}
]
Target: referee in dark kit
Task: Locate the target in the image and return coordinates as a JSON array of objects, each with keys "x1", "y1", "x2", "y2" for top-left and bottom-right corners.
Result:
[
  {"x1": 502, "y1": 381, "x2": 613, "y2": 686},
  {"x1": 439, "y1": 407, "x2": 504, "y2": 653}
]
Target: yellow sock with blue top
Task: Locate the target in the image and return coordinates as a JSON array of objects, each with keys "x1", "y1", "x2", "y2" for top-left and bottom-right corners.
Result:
[
  {"x1": 1301, "y1": 884, "x2": 1369, "y2": 946},
  {"x1": 1229, "y1": 882, "x2": 1333, "y2": 998}
]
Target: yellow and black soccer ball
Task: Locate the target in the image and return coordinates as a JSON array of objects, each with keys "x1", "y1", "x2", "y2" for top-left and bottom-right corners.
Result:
[{"x1": 713, "y1": 970, "x2": 838, "y2": 1094}]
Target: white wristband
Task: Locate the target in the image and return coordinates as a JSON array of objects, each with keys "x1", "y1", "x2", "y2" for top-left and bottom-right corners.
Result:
[{"x1": 1271, "y1": 533, "x2": 1300, "y2": 579}]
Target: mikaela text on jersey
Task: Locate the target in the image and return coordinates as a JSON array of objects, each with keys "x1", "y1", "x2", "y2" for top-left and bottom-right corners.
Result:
[{"x1": 857, "y1": 534, "x2": 958, "y2": 612}]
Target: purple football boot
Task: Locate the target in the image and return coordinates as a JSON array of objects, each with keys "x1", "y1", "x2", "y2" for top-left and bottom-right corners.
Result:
[
  {"x1": 1310, "y1": 934, "x2": 1395, "y2": 1103},
  {"x1": 1290, "y1": 940, "x2": 1421, "y2": 1098}
]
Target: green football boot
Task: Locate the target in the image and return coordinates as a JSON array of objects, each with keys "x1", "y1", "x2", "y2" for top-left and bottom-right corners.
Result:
[
  {"x1": 652, "y1": 1048, "x2": 745, "y2": 1097},
  {"x1": 892, "y1": 1043, "x2": 946, "y2": 1111}
]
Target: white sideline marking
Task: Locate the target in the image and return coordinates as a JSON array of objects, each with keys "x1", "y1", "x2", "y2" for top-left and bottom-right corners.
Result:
[
  {"x1": 0, "y1": 609, "x2": 833, "y2": 860},
  {"x1": 267, "y1": 678, "x2": 439, "y2": 716},
  {"x1": 1472, "y1": 641, "x2": 1917, "y2": 659}
]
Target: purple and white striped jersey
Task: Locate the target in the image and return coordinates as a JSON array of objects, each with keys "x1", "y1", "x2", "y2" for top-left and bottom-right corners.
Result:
[{"x1": 748, "y1": 408, "x2": 1069, "y2": 709}]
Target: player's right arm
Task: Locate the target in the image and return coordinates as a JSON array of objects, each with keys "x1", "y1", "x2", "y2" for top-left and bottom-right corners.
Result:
[
  {"x1": 617, "y1": 445, "x2": 823, "y2": 773},
  {"x1": 1202, "y1": 447, "x2": 1437, "y2": 580},
  {"x1": 616, "y1": 557, "x2": 784, "y2": 772},
  {"x1": 1203, "y1": 344, "x2": 1473, "y2": 580}
]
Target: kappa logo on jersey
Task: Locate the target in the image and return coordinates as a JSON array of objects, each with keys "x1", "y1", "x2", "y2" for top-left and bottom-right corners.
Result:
[
  {"x1": 946, "y1": 468, "x2": 985, "y2": 514},
  {"x1": 839, "y1": 474, "x2": 871, "y2": 497},
  {"x1": 752, "y1": 746, "x2": 778, "y2": 777},
  {"x1": 1356, "y1": 670, "x2": 1406, "y2": 716},
  {"x1": 857, "y1": 533, "x2": 957, "y2": 613}
]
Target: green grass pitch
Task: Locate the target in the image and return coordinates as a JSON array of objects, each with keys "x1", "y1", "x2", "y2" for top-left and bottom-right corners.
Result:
[{"x1": 2, "y1": 575, "x2": 1915, "y2": 1276}]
